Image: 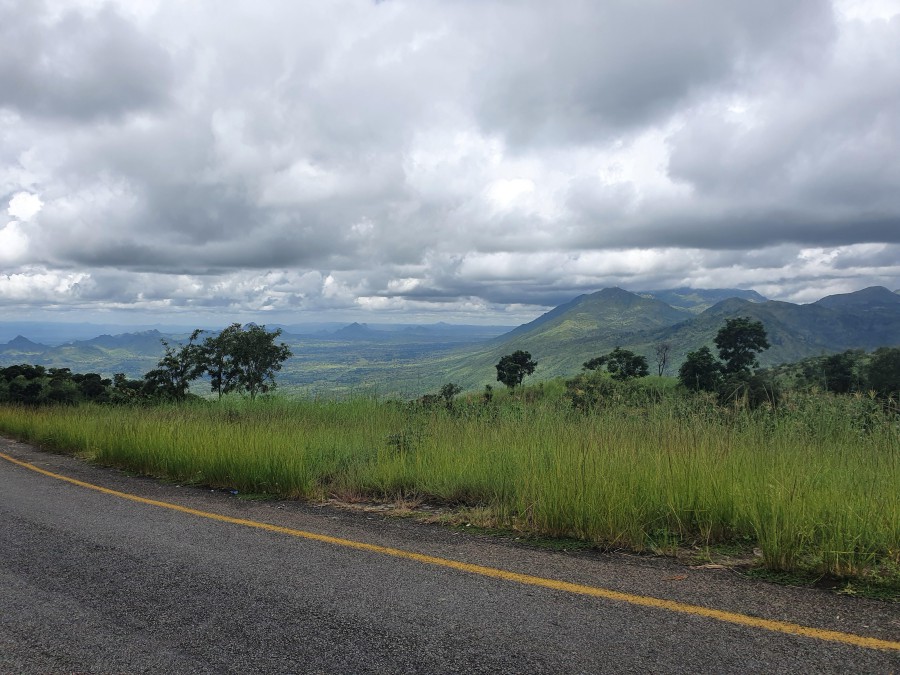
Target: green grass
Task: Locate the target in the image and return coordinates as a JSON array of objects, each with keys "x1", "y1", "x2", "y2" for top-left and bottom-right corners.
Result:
[{"x1": 0, "y1": 386, "x2": 897, "y2": 592}]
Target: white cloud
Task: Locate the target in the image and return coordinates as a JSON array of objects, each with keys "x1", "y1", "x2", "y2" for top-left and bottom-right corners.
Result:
[
  {"x1": 7, "y1": 191, "x2": 42, "y2": 220},
  {"x1": 0, "y1": 221, "x2": 29, "y2": 263}
]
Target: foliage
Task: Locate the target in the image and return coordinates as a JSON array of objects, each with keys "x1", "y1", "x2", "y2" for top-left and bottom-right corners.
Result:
[
  {"x1": 867, "y1": 347, "x2": 900, "y2": 397},
  {"x1": 715, "y1": 316, "x2": 770, "y2": 375},
  {"x1": 495, "y1": 350, "x2": 537, "y2": 389},
  {"x1": 439, "y1": 383, "x2": 462, "y2": 409},
  {"x1": 201, "y1": 323, "x2": 243, "y2": 400},
  {"x1": 0, "y1": 363, "x2": 125, "y2": 405},
  {"x1": 143, "y1": 330, "x2": 205, "y2": 401},
  {"x1": 583, "y1": 347, "x2": 649, "y2": 381},
  {"x1": 716, "y1": 372, "x2": 781, "y2": 409},
  {"x1": 225, "y1": 325, "x2": 293, "y2": 400},
  {"x1": 0, "y1": 323, "x2": 294, "y2": 404},
  {"x1": 565, "y1": 371, "x2": 662, "y2": 412},
  {"x1": 678, "y1": 318, "x2": 774, "y2": 408},
  {"x1": 678, "y1": 346, "x2": 721, "y2": 391}
]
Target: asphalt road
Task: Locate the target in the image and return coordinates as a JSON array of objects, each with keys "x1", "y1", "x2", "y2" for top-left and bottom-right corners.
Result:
[{"x1": 1, "y1": 437, "x2": 898, "y2": 674}]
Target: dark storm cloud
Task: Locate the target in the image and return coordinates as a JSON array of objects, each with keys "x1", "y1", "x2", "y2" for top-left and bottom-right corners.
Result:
[
  {"x1": 2, "y1": 0, "x2": 899, "y2": 321},
  {"x1": 0, "y1": 0, "x2": 173, "y2": 121},
  {"x1": 472, "y1": 0, "x2": 834, "y2": 146}
]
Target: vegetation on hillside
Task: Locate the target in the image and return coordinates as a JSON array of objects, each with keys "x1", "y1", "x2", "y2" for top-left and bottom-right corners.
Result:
[{"x1": 0, "y1": 324, "x2": 291, "y2": 405}]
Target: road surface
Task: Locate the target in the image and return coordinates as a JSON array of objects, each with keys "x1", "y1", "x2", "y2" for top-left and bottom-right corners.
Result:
[{"x1": 1, "y1": 437, "x2": 898, "y2": 673}]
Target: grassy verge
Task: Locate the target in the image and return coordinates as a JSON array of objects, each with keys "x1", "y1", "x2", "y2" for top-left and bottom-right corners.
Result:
[{"x1": 0, "y1": 388, "x2": 897, "y2": 594}]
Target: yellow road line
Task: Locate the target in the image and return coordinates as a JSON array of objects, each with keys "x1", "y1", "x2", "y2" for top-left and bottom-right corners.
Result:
[{"x1": 2, "y1": 449, "x2": 899, "y2": 653}]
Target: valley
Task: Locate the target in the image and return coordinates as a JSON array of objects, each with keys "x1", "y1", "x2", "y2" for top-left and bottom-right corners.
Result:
[{"x1": 2, "y1": 286, "x2": 899, "y2": 396}]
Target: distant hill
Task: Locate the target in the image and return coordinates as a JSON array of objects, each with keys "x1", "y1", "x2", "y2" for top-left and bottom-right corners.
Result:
[
  {"x1": 0, "y1": 330, "x2": 169, "y2": 377},
  {"x1": 81, "y1": 330, "x2": 168, "y2": 352},
  {"x1": 813, "y1": 285, "x2": 900, "y2": 311},
  {"x1": 502, "y1": 287, "x2": 691, "y2": 342},
  {"x1": 638, "y1": 287, "x2": 768, "y2": 313},
  {"x1": 419, "y1": 288, "x2": 694, "y2": 387},
  {"x1": 0, "y1": 335, "x2": 49, "y2": 356},
  {"x1": 421, "y1": 286, "x2": 900, "y2": 391},
  {"x1": 643, "y1": 287, "x2": 900, "y2": 368},
  {"x1": 330, "y1": 322, "x2": 377, "y2": 340}
]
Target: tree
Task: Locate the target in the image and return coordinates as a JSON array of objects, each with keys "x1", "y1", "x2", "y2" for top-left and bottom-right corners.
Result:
[
  {"x1": 495, "y1": 350, "x2": 537, "y2": 389},
  {"x1": 867, "y1": 347, "x2": 900, "y2": 397},
  {"x1": 678, "y1": 346, "x2": 721, "y2": 391},
  {"x1": 583, "y1": 347, "x2": 648, "y2": 381},
  {"x1": 111, "y1": 372, "x2": 145, "y2": 403},
  {"x1": 143, "y1": 329, "x2": 206, "y2": 400},
  {"x1": 439, "y1": 382, "x2": 462, "y2": 409},
  {"x1": 819, "y1": 350, "x2": 863, "y2": 394},
  {"x1": 582, "y1": 356, "x2": 607, "y2": 371},
  {"x1": 202, "y1": 323, "x2": 243, "y2": 399},
  {"x1": 72, "y1": 373, "x2": 111, "y2": 402},
  {"x1": 714, "y1": 317, "x2": 770, "y2": 375},
  {"x1": 227, "y1": 325, "x2": 293, "y2": 400},
  {"x1": 606, "y1": 347, "x2": 648, "y2": 381},
  {"x1": 654, "y1": 342, "x2": 671, "y2": 377}
]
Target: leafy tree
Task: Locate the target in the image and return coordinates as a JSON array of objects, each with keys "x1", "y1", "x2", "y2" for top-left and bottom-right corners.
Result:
[
  {"x1": 143, "y1": 329, "x2": 206, "y2": 400},
  {"x1": 439, "y1": 382, "x2": 462, "y2": 409},
  {"x1": 867, "y1": 347, "x2": 900, "y2": 397},
  {"x1": 583, "y1": 347, "x2": 648, "y2": 381},
  {"x1": 227, "y1": 325, "x2": 293, "y2": 400},
  {"x1": 495, "y1": 350, "x2": 537, "y2": 389},
  {"x1": 72, "y1": 373, "x2": 111, "y2": 402},
  {"x1": 1, "y1": 364, "x2": 46, "y2": 404},
  {"x1": 582, "y1": 356, "x2": 607, "y2": 371},
  {"x1": 606, "y1": 347, "x2": 648, "y2": 381},
  {"x1": 819, "y1": 350, "x2": 864, "y2": 394},
  {"x1": 678, "y1": 346, "x2": 721, "y2": 391},
  {"x1": 654, "y1": 342, "x2": 671, "y2": 377},
  {"x1": 8, "y1": 378, "x2": 43, "y2": 404},
  {"x1": 202, "y1": 323, "x2": 243, "y2": 399},
  {"x1": 111, "y1": 372, "x2": 146, "y2": 403},
  {"x1": 45, "y1": 368, "x2": 78, "y2": 404},
  {"x1": 714, "y1": 317, "x2": 770, "y2": 375}
]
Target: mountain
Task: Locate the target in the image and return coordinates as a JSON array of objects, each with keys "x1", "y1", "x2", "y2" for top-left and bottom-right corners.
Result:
[
  {"x1": 618, "y1": 287, "x2": 900, "y2": 373},
  {"x1": 0, "y1": 335, "x2": 49, "y2": 356},
  {"x1": 502, "y1": 287, "x2": 692, "y2": 342},
  {"x1": 82, "y1": 330, "x2": 167, "y2": 352},
  {"x1": 639, "y1": 287, "x2": 768, "y2": 313},
  {"x1": 421, "y1": 288, "x2": 695, "y2": 387},
  {"x1": 813, "y1": 285, "x2": 900, "y2": 311},
  {"x1": 0, "y1": 330, "x2": 168, "y2": 378},
  {"x1": 424, "y1": 286, "x2": 900, "y2": 391},
  {"x1": 331, "y1": 322, "x2": 378, "y2": 340}
]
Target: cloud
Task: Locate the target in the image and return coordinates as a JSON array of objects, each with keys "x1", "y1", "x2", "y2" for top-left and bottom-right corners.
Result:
[
  {"x1": 0, "y1": 0, "x2": 173, "y2": 121},
  {"x1": 0, "y1": 0, "x2": 898, "y2": 322},
  {"x1": 7, "y1": 191, "x2": 42, "y2": 220}
]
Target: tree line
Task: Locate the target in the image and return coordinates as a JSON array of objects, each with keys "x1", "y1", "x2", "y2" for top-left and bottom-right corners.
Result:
[
  {"x1": 0, "y1": 324, "x2": 291, "y2": 405},
  {"x1": 485, "y1": 317, "x2": 899, "y2": 409}
]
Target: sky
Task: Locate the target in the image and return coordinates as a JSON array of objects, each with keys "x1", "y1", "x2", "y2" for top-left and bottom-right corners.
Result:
[{"x1": 2, "y1": 0, "x2": 899, "y2": 327}]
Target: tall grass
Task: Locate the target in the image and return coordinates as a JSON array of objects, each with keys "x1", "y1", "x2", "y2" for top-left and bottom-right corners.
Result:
[{"x1": 0, "y1": 388, "x2": 897, "y2": 582}]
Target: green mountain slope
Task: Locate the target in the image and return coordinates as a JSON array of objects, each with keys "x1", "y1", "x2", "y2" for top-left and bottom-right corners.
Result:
[
  {"x1": 404, "y1": 288, "x2": 693, "y2": 390},
  {"x1": 638, "y1": 287, "x2": 768, "y2": 313},
  {"x1": 420, "y1": 286, "x2": 900, "y2": 391},
  {"x1": 610, "y1": 287, "x2": 900, "y2": 374}
]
